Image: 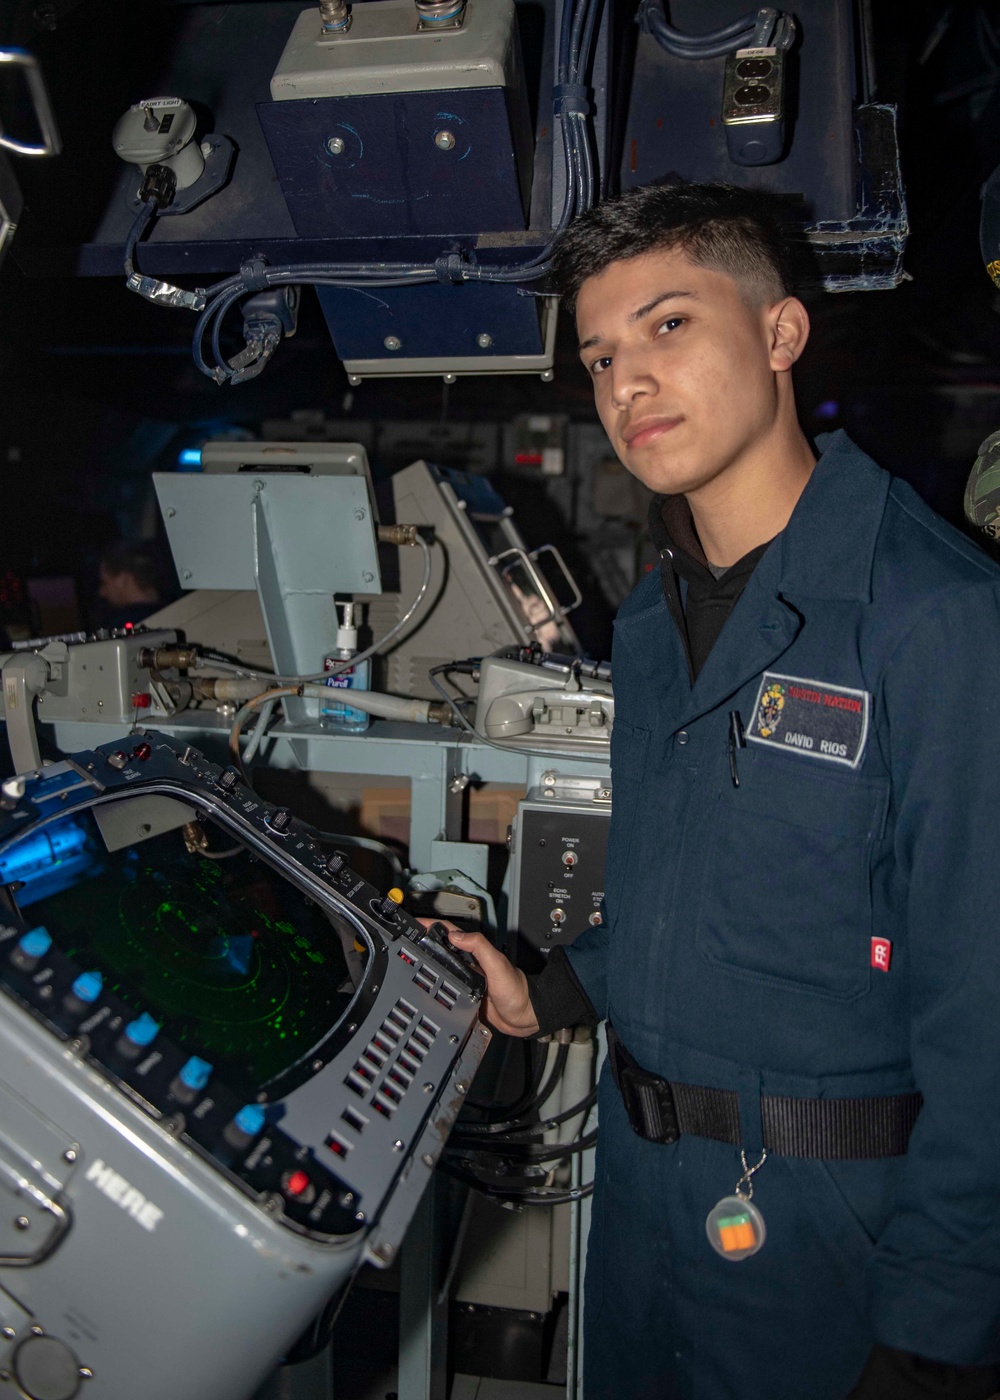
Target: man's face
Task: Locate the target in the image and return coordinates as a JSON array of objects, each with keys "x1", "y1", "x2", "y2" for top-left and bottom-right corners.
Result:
[{"x1": 575, "y1": 246, "x2": 785, "y2": 498}]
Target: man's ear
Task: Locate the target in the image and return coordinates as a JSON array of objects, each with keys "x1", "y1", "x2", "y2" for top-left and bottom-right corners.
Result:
[{"x1": 767, "y1": 296, "x2": 810, "y2": 371}]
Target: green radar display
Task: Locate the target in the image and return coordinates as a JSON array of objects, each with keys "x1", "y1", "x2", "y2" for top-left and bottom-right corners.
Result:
[{"x1": 11, "y1": 812, "x2": 364, "y2": 1087}]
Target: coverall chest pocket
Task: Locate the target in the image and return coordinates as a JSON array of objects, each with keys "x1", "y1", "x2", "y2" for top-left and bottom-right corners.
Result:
[
  {"x1": 695, "y1": 752, "x2": 888, "y2": 999},
  {"x1": 605, "y1": 720, "x2": 650, "y2": 924}
]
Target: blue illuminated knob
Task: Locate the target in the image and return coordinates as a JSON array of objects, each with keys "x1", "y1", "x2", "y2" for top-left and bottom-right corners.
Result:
[
  {"x1": 9, "y1": 926, "x2": 52, "y2": 972},
  {"x1": 124, "y1": 1012, "x2": 160, "y2": 1046},
  {"x1": 20, "y1": 928, "x2": 52, "y2": 957},
  {"x1": 234, "y1": 1104, "x2": 266, "y2": 1136},
  {"x1": 223, "y1": 1102, "x2": 266, "y2": 1150},
  {"x1": 69, "y1": 971, "x2": 103, "y2": 1004},
  {"x1": 178, "y1": 1056, "x2": 212, "y2": 1092},
  {"x1": 170, "y1": 1055, "x2": 213, "y2": 1105},
  {"x1": 116, "y1": 1012, "x2": 161, "y2": 1059}
]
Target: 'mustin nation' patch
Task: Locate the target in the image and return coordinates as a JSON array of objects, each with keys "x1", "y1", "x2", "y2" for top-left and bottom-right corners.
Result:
[{"x1": 746, "y1": 671, "x2": 870, "y2": 769}]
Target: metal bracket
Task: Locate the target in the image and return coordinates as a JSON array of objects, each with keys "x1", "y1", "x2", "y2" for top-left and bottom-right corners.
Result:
[
  {"x1": 0, "y1": 49, "x2": 61, "y2": 158},
  {"x1": 1, "y1": 653, "x2": 48, "y2": 774},
  {"x1": 125, "y1": 134, "x2": 235, "y2": 217},
  {"x1": 535, "y1": 772, "x2": 612, "y2": 802},
  {"x1": 0, "y1": 1161, "x2": 72, "y2": 1267}
]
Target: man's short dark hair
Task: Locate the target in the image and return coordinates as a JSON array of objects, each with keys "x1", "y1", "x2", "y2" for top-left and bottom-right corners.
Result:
[
  {"x1": 100, "y1": 542, "x2": 159, "y2": 594},
  {"x1": 550, "y1": 182, "x2": 795, "y2": 314}
]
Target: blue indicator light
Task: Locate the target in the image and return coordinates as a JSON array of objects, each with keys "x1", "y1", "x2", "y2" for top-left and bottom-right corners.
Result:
[
  {"x1": 178, "y1": 1056, "x2": 213, "y2": 1092},
  {"x1": 123, "y1": 1012, "x2": 160, "y2": 1047},
  {"x1": 233, "y1": 1104, "x2": 266, "y2": 1137},
  {"x1": 19, "y1": 927, "x2": 52, "y2": 959},
  {"x1": 70, "y1": 970, "x2": 103, "y2": 1004},
  {"x1": 178, "y1": 447, "x2": 202, "y2": 468}
]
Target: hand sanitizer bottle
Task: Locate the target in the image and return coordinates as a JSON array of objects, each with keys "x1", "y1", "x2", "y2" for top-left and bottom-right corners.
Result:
[{"x1": 322, "y1": 602, "x2": 371, "y2": 733}]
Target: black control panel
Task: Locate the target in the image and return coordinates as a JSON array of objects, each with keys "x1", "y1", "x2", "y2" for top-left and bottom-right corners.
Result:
[
  {"x1": 0, "y1": 733, "x2": 485, "y2": 1241},
  {"x1": 512, "y1": 802, "x2": 609, "y2": 949}
]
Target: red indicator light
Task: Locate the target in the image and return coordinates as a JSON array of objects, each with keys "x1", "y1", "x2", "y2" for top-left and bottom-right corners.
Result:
[
  {"x1": 285, "y1": 1169, "x2": 311, "y2": 1196},
  {"x1": 132, "y1": 742, "x2": 152, "y2": 761},
  {"x1": 131, "y1": 692, "x2": 151, "y2": 709},
  {"x1": 124, "y1": 622, "x2": 134, "y2": 633}
]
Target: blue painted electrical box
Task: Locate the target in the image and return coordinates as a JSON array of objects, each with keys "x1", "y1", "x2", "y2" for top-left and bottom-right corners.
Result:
[
  {"x1": 257, "y1": 86, "x2": 530, "y2": 238},
  {"x1": 257, "y1": 0, "x2": 534, "y2": 240}
]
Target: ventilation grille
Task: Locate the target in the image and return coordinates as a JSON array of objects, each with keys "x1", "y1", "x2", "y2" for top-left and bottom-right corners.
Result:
[{"x1": 341, "y1": 999, "x2": 439, "y2": 1120}]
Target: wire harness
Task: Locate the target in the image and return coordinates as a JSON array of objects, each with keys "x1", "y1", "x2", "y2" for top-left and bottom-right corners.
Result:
[
  {"x1": 118, "y1": 0, "x2": 602, "y2": 385},
  {"x1": 636, "y1": 2, "x2": 796, "y2": 59},
  {"x1": 123, "y1": 164, "x2": 207, "y2": 312}
]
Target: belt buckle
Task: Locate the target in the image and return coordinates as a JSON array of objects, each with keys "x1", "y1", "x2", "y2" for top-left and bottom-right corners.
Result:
[{"x1": 628, "y1": 1069, "x2": 681, "y2": 1145}]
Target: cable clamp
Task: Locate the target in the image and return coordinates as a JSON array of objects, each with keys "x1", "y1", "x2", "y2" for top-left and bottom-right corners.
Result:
[
  {"x1": 553, "y1": 82, "x2": 589, "y2": 117},
  {"x1": 239, "y1": 258, "x2": 271, "y2": 294},
  {"x1": 125, "y1": 273, "x2": 206, "y2": 311},
  {"x1": 435, "y1": 248, "x2": 469, "y2": 284}
]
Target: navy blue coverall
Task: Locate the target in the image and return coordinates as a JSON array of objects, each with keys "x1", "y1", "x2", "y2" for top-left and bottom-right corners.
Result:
[{"x1": 563, "y1": 432, "x2": 1000, "y2": 1399}]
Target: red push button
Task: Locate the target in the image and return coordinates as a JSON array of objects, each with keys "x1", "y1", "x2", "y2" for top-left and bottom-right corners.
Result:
[
  {"x1": 132, "y1": 742, "x2": 152, "y2": 761},
  {"x1": 285, "y1": 1170, "x2": 310, "y2": 1198},
  {"x1": 131, "y1": 692, "x2": 151, "y2": 709}
]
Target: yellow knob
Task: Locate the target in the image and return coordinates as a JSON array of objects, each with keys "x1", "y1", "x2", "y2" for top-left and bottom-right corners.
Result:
[{"x1": 387, "y1": 888, "x2": 404, "y2": 905}]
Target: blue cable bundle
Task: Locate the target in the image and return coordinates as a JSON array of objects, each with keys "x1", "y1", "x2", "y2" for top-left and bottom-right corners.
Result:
[{"x1": 636, "y1": 2, "x2": 796, "y2": 60}]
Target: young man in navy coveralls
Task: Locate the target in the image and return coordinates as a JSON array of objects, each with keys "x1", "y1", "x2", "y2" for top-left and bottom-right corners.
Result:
[{"x1": 445, "y1": 185, "x2": 1000, "y2": 1399}]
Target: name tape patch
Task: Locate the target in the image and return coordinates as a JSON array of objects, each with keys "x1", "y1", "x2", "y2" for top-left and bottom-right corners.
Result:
[{"x1": 746, "y1": 671, "x2": 870, "y2": 769}]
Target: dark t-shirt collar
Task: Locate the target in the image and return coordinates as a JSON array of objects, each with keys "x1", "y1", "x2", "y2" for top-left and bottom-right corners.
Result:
[{"x1": 648, "y1": 492, "x2": 772, "y2": 585}]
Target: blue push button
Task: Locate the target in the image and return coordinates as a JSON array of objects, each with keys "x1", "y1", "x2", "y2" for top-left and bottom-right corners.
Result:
[
  {"x1": 70, "y1": 970, "x2": 103, "y2": 1004},
  {"x1": 178, "y1": 1056, "x2": 213, "y2": 1092},
  {"x1": 123, "y1": 1012, "x2": 160, "y2": 1048},
  {"x1": 19, "y1": 927, "x2": 52, "y2": 958},
  {"x1": 233, "y1": 1104, "x2": 266, "y2": 1137}
]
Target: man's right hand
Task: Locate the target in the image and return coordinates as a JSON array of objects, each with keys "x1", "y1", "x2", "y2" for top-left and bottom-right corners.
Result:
[{"x1": 431, "y1": 925, "x2": 540, "y2": 1037}]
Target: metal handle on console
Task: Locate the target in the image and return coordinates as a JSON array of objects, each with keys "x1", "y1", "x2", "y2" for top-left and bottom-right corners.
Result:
[
  {"x1": 488, "y1": 543, "x2": 583, "y2": 629},
  {"x1": 0, "y1": 49, "x2": 62, "y2": 157},
  {"x1": 0, "y1": 1159, "x2": 72, "y2": 1266},
  {"x1": 529, "y1": 544, "x2": 583, "y2": 616}
]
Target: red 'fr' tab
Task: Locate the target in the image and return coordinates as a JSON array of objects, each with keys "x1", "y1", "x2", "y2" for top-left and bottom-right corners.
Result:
[{"x1": 870, "y1": 937, "x2": 892, "y2": 972}]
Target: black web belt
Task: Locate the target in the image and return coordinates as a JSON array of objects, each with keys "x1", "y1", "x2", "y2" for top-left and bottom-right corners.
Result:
[{"x1": 607, "y1": 1024, "x2": 922, "y2": 1160}]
